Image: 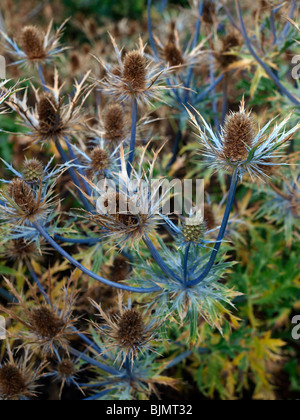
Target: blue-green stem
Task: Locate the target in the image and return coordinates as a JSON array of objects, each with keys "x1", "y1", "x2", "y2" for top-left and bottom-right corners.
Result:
[
  {"x1": 188, "y1": 169, "x2": 239, "y2": 287},
  {"x1": 69, "y1": 346, "x2": 122, "y2": 376},
  {"x1": 127, "y1": 98, "x2": 138, "y2": 177},
  {"x1": 143, "y1": 234, "x2": 182, "y2": 283},
  {"x1": 33, "y1": 222, "x2": 161, "y2": 294},
  {"x1": 55, "y1": 139, "x2": 93, "y2": 212},
  {"x1": 147, "y1": 0, "x2": 159, "y2": 59},
  {"x1": 183, "y1": 242, "x2": 191, "y2": 284}
]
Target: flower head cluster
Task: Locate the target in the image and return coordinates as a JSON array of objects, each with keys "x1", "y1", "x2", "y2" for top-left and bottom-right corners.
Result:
[
  {"x1": 1, "y1": 20, "x2": 68, "y2": 67},
  {"x1": 188, "y1": 98, "x2": 300, "y2": 179},
  {"x1": 87, "y1": 144, "x2": 170, "y2": 249},
  {"x1": 0, "y1": 344, "x2": 44, "y2": 400},
  {"x1": 131, "y1": 240, "x2": 240, "y2": 334},
  {"x1": 8, "y1": 70, "x2": 93, "y2": 145},
  {"x1": 0, "y1": 278, "x2": 78, "y2": 355},
  {"x1": 96, "y1": 35, "x2": 173, "y2": 105},
  {"x1": 90, "y1": 295, "x2": 161, "y2": 365}
]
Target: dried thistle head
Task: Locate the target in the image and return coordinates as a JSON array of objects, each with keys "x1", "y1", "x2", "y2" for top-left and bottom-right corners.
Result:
[
  {"x1": 188, "y1": 98, "x2": 299, "y2": 179},
  {"x1": 8, "y1": 69, "x2": 92, "y2": 145},
  {"x1": 9, "y1": 178, "x2": 37, "y2": 214},
  {"x1": 103, "y1": 103, "x2": 125, "y2": 144},
  {"x1": 37, "y1": 93, "x2": 62, "y2": 137},
  {"x1": 217, "y1": 32, "x2": 241, "y2": 68},
  {"x1": 203, "y1": 0, "x2": 216, "y2": 24},
  {"x1": 87, "y1": 147, "x2": 110, "y2": 177},
  {"x1": 123, "y1": 51, "x2": 147, "y2": 92},
  {"x1": 20, "y1": 26, "x2": 46, "y2": 62},
  {"x1": 56, "y1": 359, "x2": 75, "y2": 378},
  {"x1": 88, "y1": 144, "x2": 167, "y2": 248},
  {"x1": 0, "y1": 177, "x2": 55, "y2": 226},
  {"x1": 91, "y1": 297, "x2": 160, "y2": 364},
  {"x1": 0, "y1": 346, "x2": 43, "y2": 400},
  {"x1": 0, "y1": 278, "x2": 78, "y2": 355},
  {"x1": 28, "y1": 306, "x2": 65, "y2": 341},
  {"x1": 108, "y1": 255, "x2": 131, "y2": 282},
  {"x1": 163, "y1": 42, "x2": 184, "y2": 67},
  {"x1": 223, "y1": 102, "x2": 256, "y2": 162},
  {"x1": 1, "y1": 20, "x2": 68, "y2": 66},
  {"x1": 97, "y1": 35, "x2": 171, "y2": 105},
  {"x1": 4, "y1": 238, "x2": 38, "y2": 261}
]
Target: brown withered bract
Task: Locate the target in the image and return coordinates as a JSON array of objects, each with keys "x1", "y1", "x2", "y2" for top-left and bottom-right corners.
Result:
[
  {"x1": 57, "y1": 359, "x2": 75, "y2": 378},
  {"x1": 0, "y1": 364, "x2": 27, "y2": 400},
  {"x1": 4, "y1": 238, "x2": 38, "y2": 261},
  {"x1": 123, "y1": 51, "x2": 147, "y2": 92},
  {"x1": 163, "y1": 42, "x2": 184, "y2": 67},
  {"x1": 109, "y1": 255, "x2": 131, "y2": 283},
  {"x1": 203, "y1": 0, "x2": 216, "y2": 24},
  {"x1": 116, "y1": 309, "x2": 145, "y2": 349},
  {"x1": 223, "y1": 105, "x2": 256, "y2": 162},
  {"x1": 38, "y1": 93, "x2": 62, "y2": 137},
  {"x1": 103, "y1": 103, "x2": 125, "y2": 144},
  {"x1": 28, "y1": 306, "x2": 65, "y2": 340},
  {"x1": 20, "y1": 26, "x2": 46, "y2": 61},
  {"x1": 217, "y1": 32, "x2": 241, "y2": 68},
  {"x1": 88, "y1": 147, "x2": 110, "y2": 177},
  {"x1": 9, "y1": 178, "x2": 37, "y2": 215}
]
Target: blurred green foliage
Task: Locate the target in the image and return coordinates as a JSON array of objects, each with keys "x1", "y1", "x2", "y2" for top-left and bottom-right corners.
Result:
[{"x1": 62, "y1": 0, "x2": 145, "y2": 20}]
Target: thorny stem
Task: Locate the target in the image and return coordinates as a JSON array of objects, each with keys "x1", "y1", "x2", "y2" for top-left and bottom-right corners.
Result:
[
  {"x1": 54, "y1": 234, "x2": 102, "y2": 245},
  {"x1": 184, "y1": 0, "x2": 204, "y2": 103},
  {"x1": 235, "y1": 0, "x2": 300, "y2": 107},
  {"x1": 37, "y1": 65, "x2": 49, "y2": 92},
  {"x1": 188, "y1": 169, "x2": 239, "y2": 287},
  {"x1": 143, "y1": 234, "x2": 182, "y2": 283},
  {"x1": 127, "y1": 98, "x2": 138, "y2": 177},
  {"x1": 64, "y1": 137, "x2": 92, "y2": 196},
  {"x1": 167, "y1": 128, "x2": 182, "y2": 169},
  {"x1": 26, "y1": 260, "x2": 50, "y2": 304},
  {"x1": 69, "y1": 346, "x2": 122, "y2": 376},
  {"x1": 147, "y1": 0, "x2": 159, "y2": 59},
  {"x1": 195, "y1": 74, "x2": 224, "y2": 105},
  {"x1": 183, "y1": 242, "x2": 191, "y2": 284},
  {"x1": 55, "y1": 139, "x2": 93, "y2": 212},
  {"x1": 33, "y1": 223, "x2": 161, "y2": 294}
]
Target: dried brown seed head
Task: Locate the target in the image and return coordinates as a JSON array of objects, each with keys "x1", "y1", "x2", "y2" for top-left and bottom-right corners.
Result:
[
  {"x1": 109, "y1": 255, "x2": 130, "y2": 282},
  {"x1": 29, "y1": 306, "x2": 64, "y2": 340},
  {"x1": 89, "y1": 147, "x2": 110, "y2": 175},
  {"x1": 38, "y1": 93, "x2": 62, "y2": 135},
  {"x1": 116, "y1": 309, "x2": 145, "y2": 349},
  {"x1": 5, "y1": 238, "x2": 37, "y2": 261},
  {"x1": 9, "y1": 178, "x2": 36, "y2": 214},
  {"x1": 223, "y1": 102, "x2": 256, "y2": 162},
  {"x1": 57, "y1": 359, "x2": 75, "y2": 378},
  {"x1": 123, "y1": 51, "x2": 147, "y2": 92},
  {"x1": 22, "y1": 159, "x2": 44, "y2": 183},
  {"x1": 163, "y1": 42, "x2": 184, "y2": 67},
  {"x1": 203, "y1": 0, "x2": 216, "y2": 24},
  {"x1": 20, "y1": 26, "x2": 46, "y2": 61},
  {"x1": 103, "y1": 104, "x2": 125, "y2": 144},
  {"x1": 217, "y1": 33, "x2": 241, "y2": 68},
  {"x1": 0, "y1": 364, "x2": 27, "y2": 399},
  {"x1": 70, "y1": 52, "x2": 81, "y2": 73}
]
